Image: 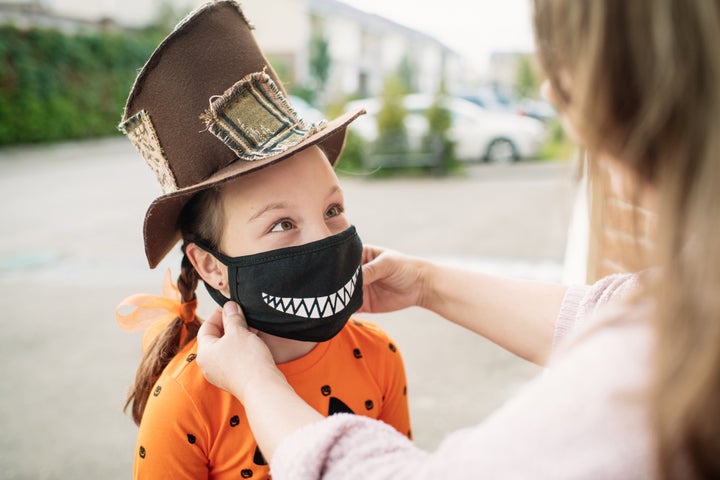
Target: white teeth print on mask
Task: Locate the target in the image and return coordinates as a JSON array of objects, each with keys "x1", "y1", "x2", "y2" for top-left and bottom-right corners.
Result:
[
  {"x1": 200, "y1": 225, "x2": 363, "y2": 342},
  {"x1": 261, "y1": 267, "x2": 359, "y2": 319}
]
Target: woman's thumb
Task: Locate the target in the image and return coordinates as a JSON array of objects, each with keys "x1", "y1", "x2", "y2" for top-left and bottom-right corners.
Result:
[
  {"x1": 222, "y1": 301, "x2": 248, "y2": 331},
  {"x1": 362, "y1": 255, "x2": 385, "y2": 285}
]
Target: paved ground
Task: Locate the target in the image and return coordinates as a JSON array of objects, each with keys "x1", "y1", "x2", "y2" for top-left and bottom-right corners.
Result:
[{"x1": 0, "y1": 138, "x2": 577, "y2": 479}]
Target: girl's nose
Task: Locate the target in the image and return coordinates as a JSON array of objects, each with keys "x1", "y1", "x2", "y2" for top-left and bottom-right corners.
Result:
[{"x1": 302, "y1": 220, "x2": 334, "y2": 245}]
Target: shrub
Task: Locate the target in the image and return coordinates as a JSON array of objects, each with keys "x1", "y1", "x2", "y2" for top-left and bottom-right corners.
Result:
[
  {"x1": 422, "y1": 93, "x2": 461, "y2": 175},
  {"x1": 335, "y1": 129, "x2": 368, "y2": 174},
  {"x1": 374, "y1": 74, "x2": 408, "y2": 155},
  {"x1": 0, "y1": 24, "x2": 160, "y2": 145}
]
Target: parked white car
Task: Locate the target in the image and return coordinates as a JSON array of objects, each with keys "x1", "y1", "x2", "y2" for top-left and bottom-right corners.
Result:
[{"x1": 346, "y1": 94, "x2": 546, "y2": 163}]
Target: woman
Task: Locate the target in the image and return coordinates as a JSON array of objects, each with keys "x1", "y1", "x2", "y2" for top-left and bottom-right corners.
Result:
[{"x1": 196, "y1": 0, "x2": 720, "y2": 477}]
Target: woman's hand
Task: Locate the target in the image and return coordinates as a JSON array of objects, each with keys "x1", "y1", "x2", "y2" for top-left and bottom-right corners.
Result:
[
  {"x1": 196, "y1": 302, "x2": 282, "y2": 403},
  {"x1": 360, "y1": 245, "x2": 429, "y2": 314},
  {"x1": 197, "y1": 302, "x2": 324, "y2": 461},
  {"x1": 361, "y1": 244, "x2": 566, "y2": 365}
]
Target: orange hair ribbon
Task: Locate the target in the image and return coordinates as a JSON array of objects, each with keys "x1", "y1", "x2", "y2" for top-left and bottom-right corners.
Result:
[{"x1": 116, "y1": 269, "x2": 198, "y2": 352}]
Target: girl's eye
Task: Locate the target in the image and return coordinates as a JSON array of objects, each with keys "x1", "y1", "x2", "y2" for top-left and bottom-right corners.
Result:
[
  {"x1": 325, "y1": 204, "x2": 344, "y2": 219},
  {"x1": 270, "y1": 220, "x2": 295, "y2": 233}
]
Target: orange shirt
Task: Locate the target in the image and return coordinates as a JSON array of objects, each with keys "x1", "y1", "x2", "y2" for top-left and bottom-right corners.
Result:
[{"x1": 133, "y1": 318, "x2": 411, "y2": 479}]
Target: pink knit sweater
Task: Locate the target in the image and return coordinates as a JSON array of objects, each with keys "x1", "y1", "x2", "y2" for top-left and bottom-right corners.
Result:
[{"x1": 270, "y1": 273, "x2": 656, "y2": 479}]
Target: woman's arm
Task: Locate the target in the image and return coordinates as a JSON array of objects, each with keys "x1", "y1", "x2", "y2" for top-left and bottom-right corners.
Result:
[
  {"x1": 361, "y1": 246, "x2": 568, "y2": 365},
  {"x1": 196, "y1": 275, "x2": 648, "y2": 480},
  {"x1": 196, "y1": 303, "x2": 323, "y2": 461}
]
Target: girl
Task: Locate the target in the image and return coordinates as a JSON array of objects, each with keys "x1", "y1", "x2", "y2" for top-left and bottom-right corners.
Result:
[
  {"x1": 195, "y1": 0, "x2": 720, "y2": 478},
  {"x1": 115, "y1": 2, "x2": 410, "y2": 479}
]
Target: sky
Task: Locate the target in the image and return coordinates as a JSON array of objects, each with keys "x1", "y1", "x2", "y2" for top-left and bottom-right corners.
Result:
[
  {"x1": 340, "y1": 0, "x2": 536, "y2": 72},
  {"x1": 42, "y1": 0, "x2": 536, "y2": 74}
]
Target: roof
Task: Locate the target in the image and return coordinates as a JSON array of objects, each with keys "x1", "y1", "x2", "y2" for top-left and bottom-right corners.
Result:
[{"x1": 307, "y1": 0, "x2": 451, "y2": 51}]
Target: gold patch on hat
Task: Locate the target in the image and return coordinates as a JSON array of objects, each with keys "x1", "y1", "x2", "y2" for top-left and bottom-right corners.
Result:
[
  {"x1": 120, "y1": 110, "x2": 178, "y2": 194},
  {"x1": 201, "y1": 71, "x2": 326, "y2": 161}
]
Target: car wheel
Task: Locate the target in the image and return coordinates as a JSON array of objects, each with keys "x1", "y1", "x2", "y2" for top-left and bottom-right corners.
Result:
[{"x1": 484, "y1": 138, "x2": 518, "y2": 164}]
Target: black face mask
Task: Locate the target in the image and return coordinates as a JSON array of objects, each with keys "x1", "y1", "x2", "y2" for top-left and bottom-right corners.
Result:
[{"x1": 199, "y1": 226, "x2": 363, "y2": 342}]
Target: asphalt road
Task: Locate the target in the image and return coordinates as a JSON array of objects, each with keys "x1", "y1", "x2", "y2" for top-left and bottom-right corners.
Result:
[{"x1": 0, "y1": 138, "x2": 577, "y2": 479}]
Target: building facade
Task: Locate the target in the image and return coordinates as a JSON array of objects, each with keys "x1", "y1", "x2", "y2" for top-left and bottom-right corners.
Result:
[{"x1": 1, "y1": 0, "x2": 460, "y2": 103}]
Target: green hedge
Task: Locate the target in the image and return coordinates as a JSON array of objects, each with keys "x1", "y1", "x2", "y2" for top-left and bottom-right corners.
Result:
[{"x1": 0, "y1": 24, "x2": 161, "y2": 145}]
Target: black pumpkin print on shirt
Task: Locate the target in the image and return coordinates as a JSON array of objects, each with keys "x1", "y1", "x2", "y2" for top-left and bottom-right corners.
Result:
[
  {"x1": 253, "y1": 446, "x2": 267, "y2": 466},
  {"x1": 328, "y1": 397, "x2": 354, "y2": 415},
  {"x1": 325, "y1": 344, "x2": 383, "y2": 416},
  {"x1": 321, "y1": 381, "x2": 355, "y2": 415}
]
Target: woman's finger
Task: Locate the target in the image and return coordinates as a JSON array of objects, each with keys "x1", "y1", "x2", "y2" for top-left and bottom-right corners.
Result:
[
  {"x1": 362, "y1": 251, "x2": 387, "y2": 286},
  {"x1": 197, "y1": 307, "x2": 224, "y2": 343},
  {"x1": 361, "y1": 244, "x2": 382, "y2": 265},
  {"x1": 222, "y1": 301, "x2": 249, "y2": 333}
]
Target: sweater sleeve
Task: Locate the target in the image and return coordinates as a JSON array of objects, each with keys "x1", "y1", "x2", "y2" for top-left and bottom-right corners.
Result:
[
  {"x1": 271, "y1": 300, "x2": 654, "y2": 480},
  {"x1": 553, "y1": 272, "x2": 640, "y2": 349},
  {"x1": 270, "y1": 273, "x2": 653, "y2": 480},
  {"x1": 270, "y1": 414, "x2": 427, "y2": 480}
]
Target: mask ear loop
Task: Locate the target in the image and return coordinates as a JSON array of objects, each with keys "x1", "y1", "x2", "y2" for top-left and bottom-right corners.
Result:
[
  {"x1": 194, "y1": 241, "x2": 234, "y2": 307},
  {"x1": 194, "y1": 241, "x2": 234, "y2": 264},
  {"x1": 204, "y1": 281, "x2": 232, "y2": 307}
]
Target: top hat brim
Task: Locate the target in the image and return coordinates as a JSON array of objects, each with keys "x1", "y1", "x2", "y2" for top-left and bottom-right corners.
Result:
[{"x1": 143, "y1": 107, "x2": 365, "y2": 268}]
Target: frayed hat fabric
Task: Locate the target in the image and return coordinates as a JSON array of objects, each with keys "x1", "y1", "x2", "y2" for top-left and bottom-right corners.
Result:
[
  {"x1": 200, "y1": 71, "x2": 327, "y2": 161},
  {"x1": 120, "y1": 0, "x2": 364, "y2": 268}
]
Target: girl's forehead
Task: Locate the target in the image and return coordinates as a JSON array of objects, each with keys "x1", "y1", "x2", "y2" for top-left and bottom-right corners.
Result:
[{"x1": 220, "y1": 148, "x2": 341, "y2": 205}]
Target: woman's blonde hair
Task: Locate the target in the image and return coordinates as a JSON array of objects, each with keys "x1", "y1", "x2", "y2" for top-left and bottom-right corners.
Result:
[
  {"x1": 533, "y1": 0, "x2": 720, "y2": 476},
  {"x1": 124, "y1": 187, "x2": 224, "y2": 425}
]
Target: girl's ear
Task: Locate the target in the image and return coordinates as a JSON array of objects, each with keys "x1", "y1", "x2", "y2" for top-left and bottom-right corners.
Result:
[{"x1": 185, "y1": 243, "x2": 228, "y2": 294}]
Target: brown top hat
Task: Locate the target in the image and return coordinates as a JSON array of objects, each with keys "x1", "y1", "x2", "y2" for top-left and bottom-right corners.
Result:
[{"x1": 120, "y1": 0, "x2": 364, "y2": 268}]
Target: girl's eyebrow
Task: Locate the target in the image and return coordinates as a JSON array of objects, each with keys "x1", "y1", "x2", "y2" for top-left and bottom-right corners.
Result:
[
  {"x1": 249, "y1": 202, "x2": 289, "y2": 222},
  {"x1": 326, "y1": 185, "x2": 342, "y2": 198},
  {"x1": 249, "y1": 185, "x2": 341, "y2": 222}
]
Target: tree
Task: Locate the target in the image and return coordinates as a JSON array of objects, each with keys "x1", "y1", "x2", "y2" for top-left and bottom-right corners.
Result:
[
  {"x1": 375, "y1": 74, "x2": 409, "y2": 155},
  {"x1": 514, "y1": 54, "x2": 539, "y2": 99},
  {"x1": 308, "y1": 32, "x2": 331, "y2": 101},
  {"x1": 423, "y1": 80, "x2": 459, "y2": 175},
  {"x1": 397, "y1": 54, "x2": 417, "y2": 93}
]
